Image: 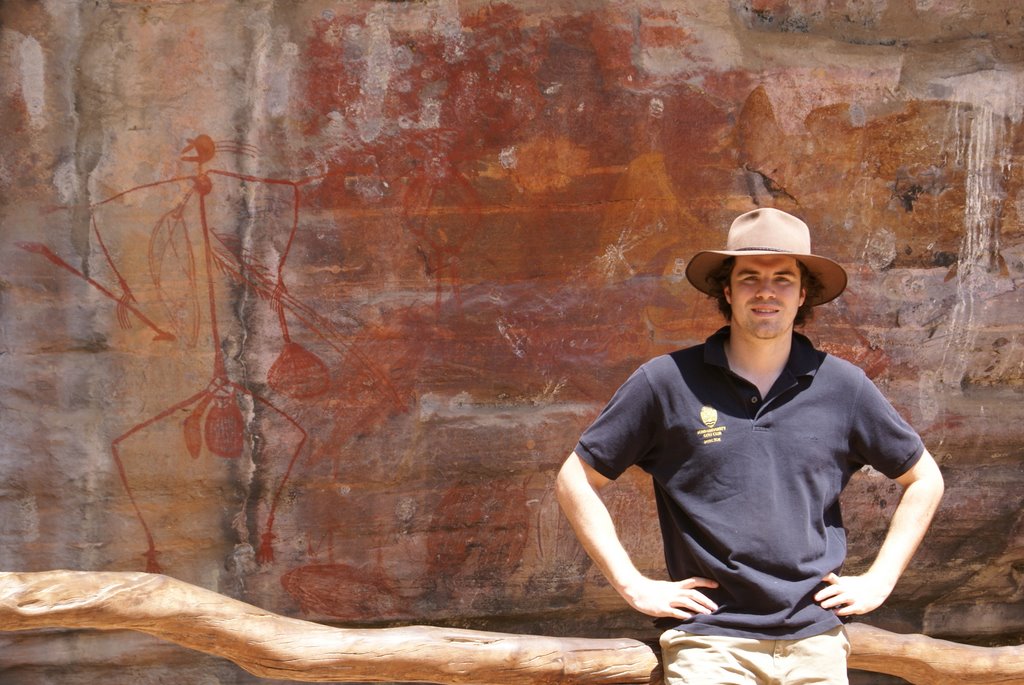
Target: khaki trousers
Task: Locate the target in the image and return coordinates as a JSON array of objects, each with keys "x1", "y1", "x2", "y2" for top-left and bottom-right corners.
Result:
[{"x1": 659, "y1": 626, "x2": 850, "y2": 685}]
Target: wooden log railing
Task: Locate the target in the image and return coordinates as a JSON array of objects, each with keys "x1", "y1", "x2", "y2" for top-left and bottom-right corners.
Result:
[{"x1": 1, "y1": 571, "x2": 1022, "y2": 684}]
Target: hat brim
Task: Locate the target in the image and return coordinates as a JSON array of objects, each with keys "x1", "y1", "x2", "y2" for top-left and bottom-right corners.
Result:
[{"x1": 684, "y1": 250, "x2": 848, "y2": 306}]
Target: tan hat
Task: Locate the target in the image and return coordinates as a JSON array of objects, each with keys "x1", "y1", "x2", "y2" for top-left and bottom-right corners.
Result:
[{"x1": 684, "y1": 208, "x2": 847, "y2": 306}]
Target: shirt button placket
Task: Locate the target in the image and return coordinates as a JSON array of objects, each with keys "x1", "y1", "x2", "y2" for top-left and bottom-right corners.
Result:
[{"x1": 750, "y1": 395, "x2": 759, "y2": 421}]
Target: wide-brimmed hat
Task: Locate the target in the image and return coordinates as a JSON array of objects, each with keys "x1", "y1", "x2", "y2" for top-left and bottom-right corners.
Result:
[{"x1": 684, "y1": 208, "x2": 847, "y2": 306}]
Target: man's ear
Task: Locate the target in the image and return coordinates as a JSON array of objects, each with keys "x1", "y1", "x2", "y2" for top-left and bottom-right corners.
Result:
[
  {"x1": 724, "y1": 285, "x2": 732, "y2": 305},
  {"x1": 799, "y1": 288, "x2": 806, "y2": 307}
]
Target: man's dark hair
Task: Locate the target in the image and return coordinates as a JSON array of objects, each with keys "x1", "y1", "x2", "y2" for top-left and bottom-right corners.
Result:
[{"x1": 705, "y1": 256, "x2": 823, "y2": 327}]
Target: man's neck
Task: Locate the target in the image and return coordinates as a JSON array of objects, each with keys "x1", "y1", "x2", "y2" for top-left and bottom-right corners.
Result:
[{"x1": 723, "y1": 326, "x2": 794, "y2": 398}]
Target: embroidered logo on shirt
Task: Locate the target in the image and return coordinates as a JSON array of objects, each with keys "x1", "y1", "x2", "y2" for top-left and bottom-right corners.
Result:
[
  {"x1": 697, "y1": 405, "x2": 726, "y2": 444},
  {"x1": 700, "y1": 406, "x2": 718, "y2": 427}
]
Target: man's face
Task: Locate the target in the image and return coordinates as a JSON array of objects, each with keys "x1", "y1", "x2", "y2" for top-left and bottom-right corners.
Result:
[{"x1": 724, "y1": 254, "x2": 807, "y2": 341}]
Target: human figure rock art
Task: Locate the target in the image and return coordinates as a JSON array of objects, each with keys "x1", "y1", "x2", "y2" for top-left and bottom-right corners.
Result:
[{"x1": 19, "y1": 135, "x2": 402, "y2": 572}]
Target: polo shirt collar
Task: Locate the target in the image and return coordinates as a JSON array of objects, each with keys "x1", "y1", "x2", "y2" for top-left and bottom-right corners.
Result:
[{"x1": 703, "y1": 326, "x2": 821, "y2": 379}]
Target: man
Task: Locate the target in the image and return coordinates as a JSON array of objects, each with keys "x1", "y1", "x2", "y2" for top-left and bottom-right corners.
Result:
[{"x1": 556, "y1": 208, "x2": 944, "y2": 684}]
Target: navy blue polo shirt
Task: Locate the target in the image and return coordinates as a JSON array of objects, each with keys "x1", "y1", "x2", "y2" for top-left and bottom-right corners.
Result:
[{"x1": 575, "y1": 327, "x2": 924, "y2": 639}]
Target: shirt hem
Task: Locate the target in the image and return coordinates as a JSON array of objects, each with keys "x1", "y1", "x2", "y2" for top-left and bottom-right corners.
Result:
[{"x1": 657, "y1": 616, "x2": 843, "y2": 641}]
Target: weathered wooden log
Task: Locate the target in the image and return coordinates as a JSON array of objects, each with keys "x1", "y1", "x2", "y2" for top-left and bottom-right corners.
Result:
[
  {"x1": 846, "y1": 623, "x2": 1024, "y2": 685},
  {"x1": 0, "y1": 571, "x2": 1021, "y2": 684},
  {"x1": 0, "y1": 571, "x2": 660, "y2": 684}
]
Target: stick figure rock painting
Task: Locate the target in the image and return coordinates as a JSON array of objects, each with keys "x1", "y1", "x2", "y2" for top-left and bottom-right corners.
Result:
[{"x1": 18, "y1": 134, "x2": 414, "y2": 577}]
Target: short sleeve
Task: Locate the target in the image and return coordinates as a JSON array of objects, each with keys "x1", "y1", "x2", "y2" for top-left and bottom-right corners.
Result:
[
  {"x1": 575, "y1": 365, "x2": 663, "y2": 481},
  {"x1": 848, "y1": 374, "x2": 924, "y2": 478}
]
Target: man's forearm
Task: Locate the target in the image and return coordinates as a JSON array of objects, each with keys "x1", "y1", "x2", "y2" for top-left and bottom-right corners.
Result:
[
  {"x1": 818, "y1": 449, "x2": 944, "y2": 615},
  {"x1": 867, "y1": 449, "x2": 945, "y2": 590},
  {"x1": 555, "y1": 453, "x2": 720, "y2": 619},
  {"x1": 554, "y1": 453, "x2": 644, "y2": 593}
]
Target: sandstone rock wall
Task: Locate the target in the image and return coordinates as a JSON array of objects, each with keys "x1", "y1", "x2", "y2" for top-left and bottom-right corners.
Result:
[{"x1": 0, "y1": 1, "x2": 1021, "y2": 683}]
